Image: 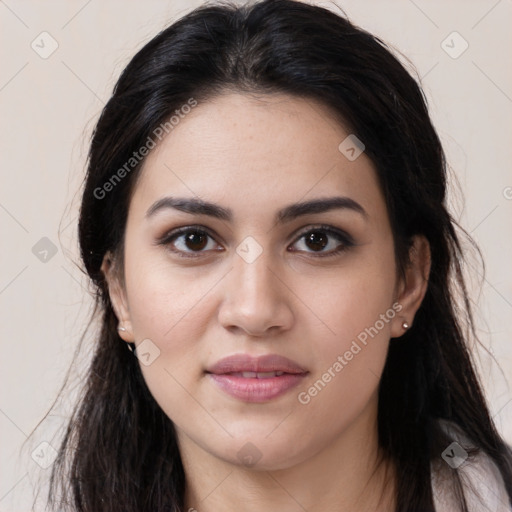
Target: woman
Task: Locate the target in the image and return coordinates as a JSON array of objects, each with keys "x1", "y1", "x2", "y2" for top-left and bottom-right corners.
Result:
[{"x1": 41, "y1": 0, "x2": 512, "y2": 510}]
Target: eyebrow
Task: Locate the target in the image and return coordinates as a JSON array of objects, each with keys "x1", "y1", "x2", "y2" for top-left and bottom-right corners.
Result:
[{"x1": 145, "y1": 195, "x2": 368, "y2": 224}]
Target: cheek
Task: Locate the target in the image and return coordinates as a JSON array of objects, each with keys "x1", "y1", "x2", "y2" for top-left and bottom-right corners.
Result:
[
  {"x1": 124, "y1": 240, "x2": 218, "y2": 339},
  {"x1": 294, "y1": 246, "x2": 397, "y2": 410},
  {"x1": 294, "y1": 291, "x2": 394, "y2": 441},
  {"x1": 120, "y1": 252, "x2": 212, "y2": 421},
  {"x1": 126, "y1": 282, "x2": 215, "y2": 429},
  {"x1": 301, "y1": 246, "x2": 397, "y2": 350},
  {"x1": 122, "y1": 244, "x2": 225, "y2": 419}
]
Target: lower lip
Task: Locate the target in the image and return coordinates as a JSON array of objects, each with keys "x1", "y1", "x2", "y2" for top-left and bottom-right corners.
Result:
[{"x1": 207, "y1": 373, "x2": 307, "y2": 402}]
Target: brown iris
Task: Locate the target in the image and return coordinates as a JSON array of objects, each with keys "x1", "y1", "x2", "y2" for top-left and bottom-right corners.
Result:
[
  {"x1": 304, "y1": 231, "x2": 328, "y2": 252},
  {"x1": 184, "y1": 231, "x2": 209, "y2": 251}
]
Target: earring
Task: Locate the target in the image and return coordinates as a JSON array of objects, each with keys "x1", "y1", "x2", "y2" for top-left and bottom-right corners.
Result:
[
  {"x1": 117, "y1": 325, "x2": 135, "y2": 353},
  {"x1": 402, "y1": 321, "x2": 409, "y2": 330}
]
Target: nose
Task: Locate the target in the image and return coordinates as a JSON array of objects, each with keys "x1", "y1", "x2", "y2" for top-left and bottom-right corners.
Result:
[{"x1": 217, "y1": 248, "x2": 294, "y2": 337}]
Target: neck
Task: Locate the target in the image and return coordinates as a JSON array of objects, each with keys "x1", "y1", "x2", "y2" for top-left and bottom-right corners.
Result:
[{"x1": 179, "y1": 397, "x2": 396, "y2": 512}]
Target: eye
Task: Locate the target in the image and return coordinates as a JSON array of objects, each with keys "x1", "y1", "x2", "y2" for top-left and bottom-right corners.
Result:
[
  {"x1": 289, "y1": 225, "x2": 354, "y2": 257},
  {"x1": 157, "y1": 224, "x2": 354, "y2": 259},
  {"x1": 157, "y1": 227, "x2": 222, "y2": 258}
]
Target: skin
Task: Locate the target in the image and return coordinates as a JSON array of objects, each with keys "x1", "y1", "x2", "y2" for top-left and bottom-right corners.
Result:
[{"x1": 102, "y1": 92, "x2": 431, "y2": 511}]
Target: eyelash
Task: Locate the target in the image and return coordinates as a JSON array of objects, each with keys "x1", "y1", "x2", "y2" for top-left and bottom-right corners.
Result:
[{"x1": 156, "y1": 224, "x2": 355, "y2": 260}]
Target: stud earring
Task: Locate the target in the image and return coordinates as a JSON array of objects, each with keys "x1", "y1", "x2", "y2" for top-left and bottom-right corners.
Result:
[
  {"x1": 402, "y1": 321, "x2": 409, "y2": 330},
  {"x1": 117, "y1": 325, "x2": 127, "y2": 332}
]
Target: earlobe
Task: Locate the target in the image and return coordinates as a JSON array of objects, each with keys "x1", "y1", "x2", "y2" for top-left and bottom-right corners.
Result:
[
  {"x1": 100, "y1": 251, "x2": 135, "y2": 342},
  {"x1": 391, "y1": 235, "x2": 431, "y2": 338}
]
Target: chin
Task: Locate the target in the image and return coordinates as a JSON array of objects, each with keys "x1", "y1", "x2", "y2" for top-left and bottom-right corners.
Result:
[{"x1": 211, "y1": 433, "x2": 314, "y2": 472}]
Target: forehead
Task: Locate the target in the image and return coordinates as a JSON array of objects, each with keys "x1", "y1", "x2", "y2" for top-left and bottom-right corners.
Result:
[{"x1": 130, "y1": 92, "x2": 385, "y2": 224}]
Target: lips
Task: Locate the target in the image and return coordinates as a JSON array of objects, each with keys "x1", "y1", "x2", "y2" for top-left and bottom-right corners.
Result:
[
  {"x1": 206, "y1": 353, "x2": 308, "y2": 402},
  {"x1": 206, "y1": 353, "x2": 307, "y2": 375}
]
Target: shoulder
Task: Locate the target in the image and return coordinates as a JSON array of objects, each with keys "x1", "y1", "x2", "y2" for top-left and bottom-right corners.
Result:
[{"x1": 431, "y1": 419, "x2": 511, "y2": 512}]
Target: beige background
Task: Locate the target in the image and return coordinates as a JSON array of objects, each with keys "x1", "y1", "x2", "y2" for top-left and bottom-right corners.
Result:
[{"x1": 1, "y1": 0, "x2": 511, "y2": 509}]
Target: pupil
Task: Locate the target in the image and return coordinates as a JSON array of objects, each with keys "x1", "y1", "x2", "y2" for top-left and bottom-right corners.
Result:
[
  {"x1": 186, "y1": 232, "x2": 207, "y2": 251},
  {"x1": 306, "y1": 231, "x2": 327, "y2": 251}
]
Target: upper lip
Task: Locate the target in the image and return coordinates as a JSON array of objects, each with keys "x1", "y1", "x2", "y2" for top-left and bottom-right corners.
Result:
[{"x1": 206, "y1": 353, "x2": 308, "y2": 375}]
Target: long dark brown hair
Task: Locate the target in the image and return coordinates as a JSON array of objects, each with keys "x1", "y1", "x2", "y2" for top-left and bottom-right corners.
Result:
[{"x1": 28, "y1": 0, "x2": 512, "y2": 510}]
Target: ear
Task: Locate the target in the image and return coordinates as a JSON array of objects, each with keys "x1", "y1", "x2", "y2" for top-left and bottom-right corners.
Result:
[
  {"x1": 101, "y1": 251, "x2": 135, "y2": 342},
  {"x1": 390, "y1": 235, "x2": 431, "y2": 338}
]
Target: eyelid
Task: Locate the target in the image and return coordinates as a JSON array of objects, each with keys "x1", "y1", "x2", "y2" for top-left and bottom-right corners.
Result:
[
  {"x1": 155, "y1": 225, "x2": 223, "y2": 258},
  {"x1": 156, "y1": 224, "x2": 219, "y2": 243},
  {"x1": 291, "y1": 224, "x2": 355, "y2": 246}
]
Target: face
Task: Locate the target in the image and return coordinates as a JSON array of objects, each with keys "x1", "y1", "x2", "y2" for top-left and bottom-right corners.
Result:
[{"x1": 104, "y1": 92, "x2": 428, "y2": 471}]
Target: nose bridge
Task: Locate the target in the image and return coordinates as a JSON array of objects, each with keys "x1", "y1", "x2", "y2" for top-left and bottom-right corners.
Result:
[
  {"x1": 218, "y1": 237, "x2": 293, "y2": 334},
  {"x1": 232, "y1": 240, "x2": 278, "y2": 304}
]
